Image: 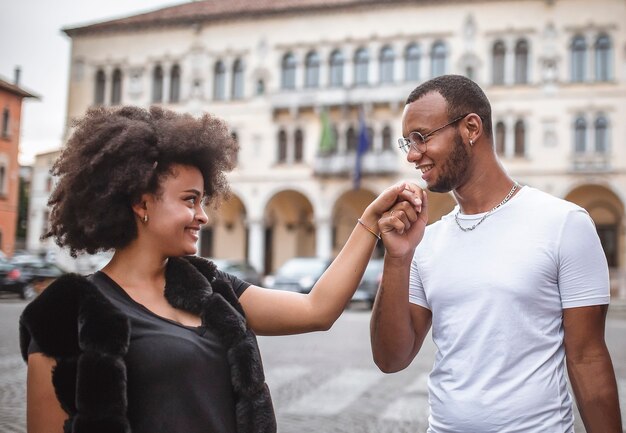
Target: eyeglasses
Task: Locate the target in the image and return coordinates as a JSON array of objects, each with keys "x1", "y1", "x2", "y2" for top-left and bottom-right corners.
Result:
[{"x1": 398, "y1": 114, "x2": 470, "y2": 155}]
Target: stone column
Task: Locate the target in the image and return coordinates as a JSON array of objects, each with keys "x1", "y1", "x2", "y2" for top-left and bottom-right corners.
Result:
[
  {"x1": 247, "y1": 218, "x2": 265, "y2": 276},
  {"x1": 315, "y1": 217, "x2": 333, "y2": 259}
]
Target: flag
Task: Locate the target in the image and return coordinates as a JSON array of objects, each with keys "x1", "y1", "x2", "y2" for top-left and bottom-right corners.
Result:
[
  {"x1": 318, "y1": 109, "x2": 335, "y2": 154},
  {"x1": 353, "y1": 109, "x2": 370, "y2": 190}
]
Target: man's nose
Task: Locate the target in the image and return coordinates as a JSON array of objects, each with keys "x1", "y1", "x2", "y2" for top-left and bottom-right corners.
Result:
[{"x1": 406, "y1": 146, "x2": 424, "y2": 163}]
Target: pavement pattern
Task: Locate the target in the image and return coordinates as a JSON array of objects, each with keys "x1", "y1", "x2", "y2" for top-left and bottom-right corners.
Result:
[{"x1": 1, "y1": 298, "x2": 625, "y2": 432}]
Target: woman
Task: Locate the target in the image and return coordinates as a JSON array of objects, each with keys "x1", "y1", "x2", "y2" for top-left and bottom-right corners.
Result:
[{"x1": 21, "y1": 106, "x2": 423, "y2": 433}]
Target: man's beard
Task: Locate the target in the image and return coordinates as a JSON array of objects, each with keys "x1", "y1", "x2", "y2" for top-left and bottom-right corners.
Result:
[{"x1": 428, "y1": 132, "x2": 470, "y2": 193}]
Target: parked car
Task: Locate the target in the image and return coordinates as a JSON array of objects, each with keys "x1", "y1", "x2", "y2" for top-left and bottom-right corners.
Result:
[
  {"x1": 7, "y1": 256, "x2": 67, "y2": 297},
  {"x1": 265, "y1": 257, "x2": 331, "y2": 294},
  {"x1": 210, "y1": 258, "x2": 263, "y2": 286},
  {"x1": 0, "y1": 256, "x2": 37, "y2": 299},
  {"x1": 351, "y1": 258, "x2": 384, "y2": 308}
]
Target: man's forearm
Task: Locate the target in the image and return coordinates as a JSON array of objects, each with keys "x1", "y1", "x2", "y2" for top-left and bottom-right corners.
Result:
[
  {"x1": 568, "y1": 353, "x2": 622, "y2": 432},
  {"x1": 370, "y1": 255, "x2": 427, "y2": 373}
]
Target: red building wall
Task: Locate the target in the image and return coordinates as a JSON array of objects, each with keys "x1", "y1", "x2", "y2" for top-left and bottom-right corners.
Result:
[{"x1": 0, "y1": 79, "x2": 36, "y2": 256}]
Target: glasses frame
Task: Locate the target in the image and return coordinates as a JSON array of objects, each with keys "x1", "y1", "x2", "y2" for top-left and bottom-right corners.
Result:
[{"x1": 398, "y1": 113, "x2": 470, "y2": 154}]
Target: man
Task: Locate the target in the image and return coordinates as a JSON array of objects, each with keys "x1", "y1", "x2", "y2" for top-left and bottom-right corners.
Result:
[{"x1": 371, "y1": 74, "x2": 622, "y2": 432}]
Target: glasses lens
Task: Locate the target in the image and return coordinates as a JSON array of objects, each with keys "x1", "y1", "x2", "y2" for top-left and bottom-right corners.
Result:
[
  {"x1": 398, "y1": 138, "x2": 409, "y2": 154},
  {"x1": 409, "y1": 132, "x2": 426, "y2": 153}
]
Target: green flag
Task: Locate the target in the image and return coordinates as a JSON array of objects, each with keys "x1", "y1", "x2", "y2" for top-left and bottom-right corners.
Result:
[{"x1": 319, "y1": 109, "x2": 336, "y2": 154}]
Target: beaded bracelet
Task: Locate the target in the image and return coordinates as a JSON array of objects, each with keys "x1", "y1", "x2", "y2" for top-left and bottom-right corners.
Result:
[{"x1": 357, "y1": 218, "x2": 381, "y2": 240}]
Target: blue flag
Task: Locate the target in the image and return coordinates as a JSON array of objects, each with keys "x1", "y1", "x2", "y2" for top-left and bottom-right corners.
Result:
[{"x1": 354, "y1": 109, "x2": 370, "y2": 190}]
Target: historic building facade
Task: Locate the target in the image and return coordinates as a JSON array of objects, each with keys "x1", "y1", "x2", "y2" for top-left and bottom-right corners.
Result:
[{"x1": 31, "y1": 0, "x2": 626, "y2": 296}]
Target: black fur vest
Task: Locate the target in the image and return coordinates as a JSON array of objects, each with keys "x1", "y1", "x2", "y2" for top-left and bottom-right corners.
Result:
[{"x1": 19, "y1": 256, "x2": 276, "y2": 433}]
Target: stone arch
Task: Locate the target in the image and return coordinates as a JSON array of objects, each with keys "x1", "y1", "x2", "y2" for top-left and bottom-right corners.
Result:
[
  {"x1": 565, "y1": 184, "x2": 624, "y2": 270},
  {"x1": 426, "y1": 191, "x2": 456, "y2": 224},
  {"x1": 332, "y1": 188, "x2": 379, "y2": 257},
  {"x1": 203, "y1": 193, "x2": 248, "y2": 260},
  {"x1": 264, "y1": 189, "x2": 315, "y2": 273}
]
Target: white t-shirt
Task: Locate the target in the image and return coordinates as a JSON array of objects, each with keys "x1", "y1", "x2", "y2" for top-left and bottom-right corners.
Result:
[{"x1": 409, "y1": 186, "x2": 610, "y2": 433}]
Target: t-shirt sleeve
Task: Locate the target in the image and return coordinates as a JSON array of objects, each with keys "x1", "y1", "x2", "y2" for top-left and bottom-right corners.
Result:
[
  {"x1": 28, "y1": 338, "x2": 42, "y2": 355},
  {"x1": 215, "y1": 270, "x2": 251, "y2": 298},
  {"x1": 408, "y1": 253, "x2": 431, "y2": 310},
  {"x1": 558, "y1": 209, "x2": 610, "y2": 308}
]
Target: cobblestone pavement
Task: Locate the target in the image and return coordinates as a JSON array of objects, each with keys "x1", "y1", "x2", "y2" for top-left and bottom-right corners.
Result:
[
  {"x1": 0, "y1": 296, "x2": 27, "y2": 433},
  {"x1": 1, "y1": 298, "x2": 625, "y2": 433},
  {"x1": 0, "y1": 354, "x2": 26, "y2": 433}
]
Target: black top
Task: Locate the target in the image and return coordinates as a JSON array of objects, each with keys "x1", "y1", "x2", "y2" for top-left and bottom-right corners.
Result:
[{"x1": 30, "y1": 269, "x2": 251, "y2": 433}]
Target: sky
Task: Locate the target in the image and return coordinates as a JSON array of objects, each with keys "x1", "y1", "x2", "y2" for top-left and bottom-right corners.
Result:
[{"x1": 0, "y1": 0, "x2": 182, "y2": 165}]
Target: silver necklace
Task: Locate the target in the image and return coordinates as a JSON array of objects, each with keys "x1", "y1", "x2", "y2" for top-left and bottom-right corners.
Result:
[{"x1": 454, "y1": 182, "x2": 519, "y2": 232}]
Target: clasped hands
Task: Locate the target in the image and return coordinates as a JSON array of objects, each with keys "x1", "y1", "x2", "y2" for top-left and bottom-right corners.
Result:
[{"x1": 365, "y1": 181, "x2": 428, "y2": 257}]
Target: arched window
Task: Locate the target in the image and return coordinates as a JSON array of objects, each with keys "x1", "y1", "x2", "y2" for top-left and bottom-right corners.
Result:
[
  {"x1": 571, "y1": 35, "x2": 586, "y2": 82},
  {"x1": 214, "y1": 61, "x2": 226, "y2": 100},
  {"x1": 281, "y1": 53, "x2": 297, "y2": 90},
  {"x1": 0, "y1": 165, "x2": 5, "y2": 196},
  {"x1": 514, "y1": 120, "x2": 525, "y2": 157},
  {"x1": 346, "y1": 127, "x2": 357, "y2": 152},
  {"x1": 1, "y1": 108, "x2": 10, "y2": 138},
  {"x1": 594, "y1": 115, "x2": 609, "y2": 153},
  {"x1": 278, "y1": 129, "x2": 288, "y2": 163},
  {"x1": 431, "y1": 41, "x2": 447, "y2": 77},
  {"x1": 111, "y1": 68, "x2": 122, "y2": 105},
  {"x1": 574, "y1": 116, "x2": 587, "y2": 153},
  {"x1": 329, "y1": 50, "x2": 344, "y2": 87},
  {"x1": 514, "y1": 39, "x2": 529, "y2": 84},
  {"x1": 256, "y1": 79, "x2": 265, "y2": 95},
  {"x1": 304, "y1": 51, "x2": 320, "y2": 88},
  {"x1": 495, "y1": 121, "x2": 506, "y2": 155},
  {"x1": 379, "y1": 45, "x2": 395, "y2": 84},
  {"x1": 294, "y1": 129, "x2": 304, "y2": 162},
  {"x1": 231, "y1": 132, "x2": 239, "y2": 164},
  {"x1": 152, "y1": 65, "x2": 164, "y2": 103},
  {"x1": 405, "y1": 43, "x2": 420, "y2": 81},
  {"x1": 232, "y1": 58, "x2": 244, "y2": 99},
  {"x1": 354, "y1": 48, "x2": 369, "y2": 86},
  {"x1": 94, "y1": 69, "x2": 106, "y2": 105},
  {"x1": 170, "y1": 64, "x2": 181, "y2": 103},
  {"x1": 492, "y1": 41, "x2": 506, "y2": 85},
  {"x1": 595, "y1": 34, "x2": 612, "y2": 82},
  {"x1": 382, "y1": 126, "x2": 392, "y2": 151}
]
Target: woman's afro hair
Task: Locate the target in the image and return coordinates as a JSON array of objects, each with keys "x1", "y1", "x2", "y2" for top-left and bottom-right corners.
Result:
[{"x1": 45, "y1": 105, "x2": 238, "y2": 257}]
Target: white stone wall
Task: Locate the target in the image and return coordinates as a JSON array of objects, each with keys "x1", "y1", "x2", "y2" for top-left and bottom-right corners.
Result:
[{"x1": 31, "y1": 0, "x2": 625, "y2": 284}]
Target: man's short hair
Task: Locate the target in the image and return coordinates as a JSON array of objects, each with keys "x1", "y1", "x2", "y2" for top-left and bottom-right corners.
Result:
[{"x1": 406, "y1": 75, "x2": 493, "y2": 138}]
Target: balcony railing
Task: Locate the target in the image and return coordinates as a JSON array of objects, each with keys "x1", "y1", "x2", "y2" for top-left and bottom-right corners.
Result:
[
  {"x1": 270, "y1": 84, "x2": 412, "y2": 110},
  {"x1": 314, "y1": 150, "x2": 399, "y2": 177},
  {"x1": 571, "y1": 152, "x2": 611, "y2": 172}
]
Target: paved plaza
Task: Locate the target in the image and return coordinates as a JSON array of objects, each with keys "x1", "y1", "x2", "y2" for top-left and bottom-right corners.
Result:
[{"x1": 1, "y1": 297, "x2": 625, "y2": 432}]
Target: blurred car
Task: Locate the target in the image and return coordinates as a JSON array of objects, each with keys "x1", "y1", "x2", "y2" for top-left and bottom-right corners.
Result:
[
  {"x1": 210, "y1": 258, "x2": 263, "y2": 286},
  {"x1": 265, "y1": 257, "x2": 331, "y2": 294},
  {"x1": 351, "y1": 258, "x2": 384, "y2": 308},
  {"x1": 7, "y1": 256, "x2": 67, "y2": 297},
  {"x1": 0, "y1": 256, "x2": 37, "y2": 299}
]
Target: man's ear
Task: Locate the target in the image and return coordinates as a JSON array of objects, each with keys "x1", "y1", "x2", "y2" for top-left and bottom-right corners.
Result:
[{"x1": 464, "y1": 113, "x2": 483, "y2": 143}]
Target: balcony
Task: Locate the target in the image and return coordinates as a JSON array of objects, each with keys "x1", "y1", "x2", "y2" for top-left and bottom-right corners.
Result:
[
  {"x1": 570, "y1": 152, "x2": 611, "y2": 172},
  {"x1": 270, "y1": 84, "x2": 413, "y2": 111},
  {"x1": 314, "y1": 150, "x2": 399, "y2": 177}
]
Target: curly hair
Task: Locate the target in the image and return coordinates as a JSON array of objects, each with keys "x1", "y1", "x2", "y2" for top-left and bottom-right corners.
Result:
[
  {"x1": 45, "y1": 105, "x2": 238, "y2": 257},
  {"x1": 406, "y1": 74, "x2": 493, "y2": 138}
]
